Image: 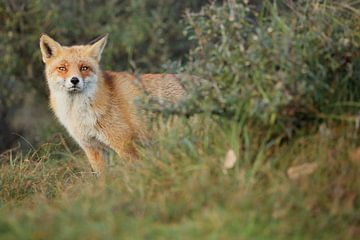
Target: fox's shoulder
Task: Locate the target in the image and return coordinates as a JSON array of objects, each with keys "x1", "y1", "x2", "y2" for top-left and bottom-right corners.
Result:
[
  {"x1": 100, "y1": 71, "x2": 136, "y2": 92},
  {"x1": 102, "y1": 71, "x2": 134, "y2": 84}
]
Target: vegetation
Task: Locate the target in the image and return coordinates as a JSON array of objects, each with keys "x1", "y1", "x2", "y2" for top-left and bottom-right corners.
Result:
[
  {"x1": 0, "y1": 1, "x2": 359, "y2": 239},
  {"x1": 1, "y1": 118, "x2": 359, "y2": 239},
  {"x1": 153, "y1": 0, "x2": 360, "y2": 137}
]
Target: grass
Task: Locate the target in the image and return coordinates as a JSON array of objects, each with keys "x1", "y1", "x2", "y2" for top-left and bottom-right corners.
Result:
[
  {"x1": 0, "y1": 117, "x2": 359, "y2": 239},
  {"x1": 1, "y1": 1, "x2": 359, "y2": 239}
]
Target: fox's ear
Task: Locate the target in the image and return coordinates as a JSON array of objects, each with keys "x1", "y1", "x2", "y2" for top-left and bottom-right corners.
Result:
[
  {"x1": 39, "y1": 34, "x2": 63, "y2": 63},
  {"x1": 87, "y1": 34, "x2": 108, "y2": 62}
]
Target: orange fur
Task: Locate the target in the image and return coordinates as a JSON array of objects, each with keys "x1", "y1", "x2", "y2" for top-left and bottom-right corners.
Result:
[{"x1": 39, "y1": 34, "x2": 187, "y2": 173}]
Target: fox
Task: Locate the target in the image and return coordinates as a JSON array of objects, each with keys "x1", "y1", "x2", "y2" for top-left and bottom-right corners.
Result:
[{"x1": 39, "y1": 33, "x2": 186, "y2": 174}]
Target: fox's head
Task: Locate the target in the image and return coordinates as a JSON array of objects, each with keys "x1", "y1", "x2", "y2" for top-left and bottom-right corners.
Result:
[{"x1": 39, "y1": 34, "x2": 108, "y2": 94}]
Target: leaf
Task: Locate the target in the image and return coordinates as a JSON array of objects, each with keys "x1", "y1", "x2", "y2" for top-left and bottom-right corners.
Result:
[
  {"x1": 224, "y1": 149, "x2": 237, "y2": 170},
  {"x1": 287, "y1": 162, "x2": 318, "y2": 180},
  {"x1": 349, "y1": 148, "x2": 360, "y2": 165}
]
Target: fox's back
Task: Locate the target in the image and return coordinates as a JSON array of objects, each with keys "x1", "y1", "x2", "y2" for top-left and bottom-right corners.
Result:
[{"x1": 103, "y1": 71, "x2": 187, "y2": 103}]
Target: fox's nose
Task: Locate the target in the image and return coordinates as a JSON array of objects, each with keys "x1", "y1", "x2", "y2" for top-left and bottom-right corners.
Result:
[{"x1": 70, "y1": 77, "x2": 79, "y2": 85}]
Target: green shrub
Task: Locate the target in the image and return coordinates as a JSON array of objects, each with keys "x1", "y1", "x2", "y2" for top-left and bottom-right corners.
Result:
[{"x1": 154, "y1": 0, "x2": 360, "y2": 137}]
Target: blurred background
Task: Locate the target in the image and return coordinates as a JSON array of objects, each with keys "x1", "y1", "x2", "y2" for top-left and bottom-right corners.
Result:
[{"x1": 2, "y1": 0, "x2": 360, "y2": 152}]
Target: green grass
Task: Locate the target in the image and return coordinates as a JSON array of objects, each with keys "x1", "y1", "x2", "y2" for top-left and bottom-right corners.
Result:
[{"x1": 0, "y1": 117, "x2": 359, "y2": 239}]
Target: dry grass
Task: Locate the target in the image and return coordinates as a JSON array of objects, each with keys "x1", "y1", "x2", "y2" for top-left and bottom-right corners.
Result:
[{"x1": 0, "y1": 118, "x2": 359, "y2": 239}]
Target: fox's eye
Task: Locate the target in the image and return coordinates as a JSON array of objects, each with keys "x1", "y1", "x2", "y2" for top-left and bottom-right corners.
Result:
[
  {"x1": 58, "y1": 66, "x2": 66, "y2": 71},
  {"x1": 80, "y1": 66, "x2": 89, "y2": 71}
]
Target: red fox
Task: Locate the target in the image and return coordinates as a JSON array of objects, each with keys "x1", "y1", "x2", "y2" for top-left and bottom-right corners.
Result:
[{"x1": 39, "y1": 34, "x2": 186, "y2": 174}]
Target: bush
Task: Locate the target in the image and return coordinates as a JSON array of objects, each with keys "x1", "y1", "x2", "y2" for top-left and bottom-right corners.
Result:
[{"x1": 153, "y1": 0, "x2": 360, "y2": 137}]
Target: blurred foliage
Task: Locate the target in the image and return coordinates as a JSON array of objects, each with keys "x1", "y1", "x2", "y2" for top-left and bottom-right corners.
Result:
[
  {"x1": 0, "y1": 0, "x2": 208, "y2": 151},
  {"x1": 149, "y1": 0, "x2": 360, "y2": 138}
]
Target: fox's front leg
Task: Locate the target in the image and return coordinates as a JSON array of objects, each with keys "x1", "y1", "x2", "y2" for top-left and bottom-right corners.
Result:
[{"x1": 82, "y1": 145, "x2": 106, "y2": 174}]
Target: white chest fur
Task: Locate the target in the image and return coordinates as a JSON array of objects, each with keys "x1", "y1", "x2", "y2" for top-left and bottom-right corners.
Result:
[{"x1": 51, "y1": 91, "x2": 107, "y2": 147}]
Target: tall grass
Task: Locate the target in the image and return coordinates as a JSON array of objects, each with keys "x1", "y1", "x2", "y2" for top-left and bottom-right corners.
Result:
[{"x1": 0, "y1": 117, "x2": 359, "y2": 239}]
